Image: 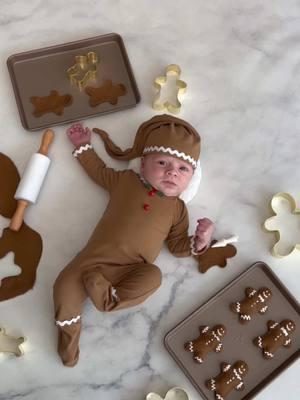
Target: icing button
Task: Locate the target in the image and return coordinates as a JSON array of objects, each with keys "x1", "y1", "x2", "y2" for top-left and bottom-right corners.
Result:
[{"x1": 143, "y1": 203, "x2": 150, "y2": 211}]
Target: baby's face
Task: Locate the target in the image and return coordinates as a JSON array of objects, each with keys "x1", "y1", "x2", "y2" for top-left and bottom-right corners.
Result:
[{"x1": 140, "y1": 153, "x2": 194, "y2": 197}]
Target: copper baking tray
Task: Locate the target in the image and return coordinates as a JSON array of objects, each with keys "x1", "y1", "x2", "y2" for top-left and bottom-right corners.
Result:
[
  {"x1": 164, "y1": 262, "x2": 300, "y2": 399},
  {"x1": 7, "y1": 33, "x2": 140, "y2": 131}
]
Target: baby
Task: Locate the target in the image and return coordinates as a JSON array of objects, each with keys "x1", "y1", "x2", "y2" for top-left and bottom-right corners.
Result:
[{"x1": 53, "y1": 114, "x2": 214, "y2": 367}]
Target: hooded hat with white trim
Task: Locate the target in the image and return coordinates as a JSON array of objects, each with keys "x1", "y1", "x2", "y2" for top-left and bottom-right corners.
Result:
[{"x1": 93, "y1": 114, "x2": 201, "y2": 168}]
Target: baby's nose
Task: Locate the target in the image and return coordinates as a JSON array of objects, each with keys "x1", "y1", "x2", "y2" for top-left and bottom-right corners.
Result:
[{"x1": 166, "y1": 167, "x2": 178, "y2": 176}]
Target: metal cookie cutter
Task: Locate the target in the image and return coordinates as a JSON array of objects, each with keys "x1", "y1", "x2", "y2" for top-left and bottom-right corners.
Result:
[
  {"x1": 263, "y1": 192, "x2": 300, "y2": 258},
  {"x1": 0, "y1": 327, "x2": 26, "y2": 357},
  {"x1": 67, "y1": 51, "x2": 99, "y2": 90},
  {"x1": 152, "y1": 64, "x2": 187, "y2": 114},
  {"x1": 146, "y1": 387, "x2": 189, "y2": 400}
]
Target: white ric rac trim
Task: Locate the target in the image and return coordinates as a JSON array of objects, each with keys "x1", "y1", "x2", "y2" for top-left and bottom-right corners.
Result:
[
  {"x1": 190, "y1": 235, "x2": 201, "y2": 255},
  {"x1": 143, "y1": 146, "x2": 199, "y2": 168},
  {"x1": 56, "y1": 315, "x2": 81, "y2": 327},
  {"x1": 73, "y1": 144, "x2": 93, "y2": 158}
]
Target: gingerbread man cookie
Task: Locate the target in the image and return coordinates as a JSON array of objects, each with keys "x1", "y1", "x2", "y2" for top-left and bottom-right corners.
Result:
[
  {"x1": 230, "y1": 287, "x2": 272, "y2": 323},
  {"x1": 85, "y1": 79, "x2": 126, "y2": 106},
  {"x1": 184, "y1": 324, "x2": 226, "y2": 363},
  {"x1": 254, "y1": 319, "x2": 296, "y2": 359},
  {"x1": 30, "y1": 90, "x2": 72, "y2": 117},
  {"x1": 205, "y1": 360, "x2": 248, "y2": 399}
]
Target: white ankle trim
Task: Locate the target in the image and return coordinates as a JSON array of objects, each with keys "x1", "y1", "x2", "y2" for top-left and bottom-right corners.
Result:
[
  {"x1": 111, "y1": 286, "x2": 119, "y2": 302},
  {"x1": 56, "y1": 315, "x2": 81, "y2": 327}
]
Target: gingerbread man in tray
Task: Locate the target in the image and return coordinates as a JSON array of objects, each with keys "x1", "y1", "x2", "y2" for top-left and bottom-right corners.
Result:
[
  {"x1": 230, "y1": 287, "x2": 272, "y2": 323},
  {"x1": 184, "y1": 324, "x2": 226, "y2": 363},
  {"x1": 206, "y1": 360, "x2": 249, "y2": 399},
  {"x1": 254, "y1": 319, "x2": 296, "y2": 359}
]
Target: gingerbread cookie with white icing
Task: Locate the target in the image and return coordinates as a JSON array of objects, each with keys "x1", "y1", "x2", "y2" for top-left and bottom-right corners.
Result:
[
  {"x1": 230, "y1": 287, "x2": 272, "y2": 323},
  {"x1": 206, "y1": 360, "x2": 249, "y2": 399},
  {"x1": 184, "y1": 324, "x2": 226, "y2": 363},
  {"x1": 254, "y1": 319, "x2": 296, "y2": 359}
]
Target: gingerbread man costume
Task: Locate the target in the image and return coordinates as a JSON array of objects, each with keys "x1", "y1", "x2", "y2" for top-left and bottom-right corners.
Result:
[{"x1": 53, "y1": 115, "x2": 208, "y2": 366}]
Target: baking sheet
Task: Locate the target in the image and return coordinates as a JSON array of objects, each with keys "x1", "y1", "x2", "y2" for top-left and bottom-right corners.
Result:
[
  {"x1": 164, "y1": 262, "x2": 300, "y2": 400},
  {"x1": 7, "y1": 33, "x2": 140, "y2": 130}
]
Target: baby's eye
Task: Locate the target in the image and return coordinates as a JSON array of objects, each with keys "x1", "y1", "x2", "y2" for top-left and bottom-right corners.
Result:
[
  {"x1": 158, "y1": 160, "x2": 167, "y2": 166},
  {"x1": 180, "y1": 166, "x2": 189, "y2": 172}
]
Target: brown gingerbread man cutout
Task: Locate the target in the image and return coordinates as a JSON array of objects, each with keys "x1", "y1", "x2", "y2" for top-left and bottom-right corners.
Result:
[
  {"x1": 254, "y1": 319, "x2": 296, "y2": 359},
  {"x1": 30, "y1": 90, "x2": 72, "y2": 117},
  {"x1": 85, "y1": 79, "x2": 126, "y2": 106},
  {"x1": 194, "y1": 241, "x2": 237, "y2": 273},
  {"x1": 206, "y1": 360, "x2": 249, "y2": 399},
  {"x1": 184, "y1": 324, "x2": 226, "y2": 363},
  {"x1": 230, "y1": 287, "x2": 272, "y2": 323},
  {"x1": 0, "y1": 153, "x2": 42, "y2": 301}
]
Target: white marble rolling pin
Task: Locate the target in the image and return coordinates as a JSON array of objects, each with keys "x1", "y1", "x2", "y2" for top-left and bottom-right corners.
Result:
[{"x1": 9, "y1": 129, "x2": 54, "y2": 231}]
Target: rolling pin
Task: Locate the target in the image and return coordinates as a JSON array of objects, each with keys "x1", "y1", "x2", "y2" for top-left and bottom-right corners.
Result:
[{"x1": 9, "y1": 129, "x2": 54, "y2": 232}]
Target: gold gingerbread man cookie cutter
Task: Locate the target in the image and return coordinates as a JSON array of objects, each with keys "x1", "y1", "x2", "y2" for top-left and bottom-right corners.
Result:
[
  {"x1": 263, "y1": 192, "x2": 300, "y2": 258},
  {"x1": 67, "y1": 51, "x2": 99, "y2": 90},
  {"x1": 0, "y1": 327, "x2": 26, "y2": 357},
  {"x1": 152, "y1": 64, "x2": 187, "y2": 114},
  {"x1": 146, "y1": 387, "x2": 189, "y2": 400}
]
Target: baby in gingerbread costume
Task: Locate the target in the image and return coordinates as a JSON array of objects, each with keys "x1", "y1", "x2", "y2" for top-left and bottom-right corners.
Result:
[{"x1": 53, "y1": 114, "x2": 214, "y2": 366}]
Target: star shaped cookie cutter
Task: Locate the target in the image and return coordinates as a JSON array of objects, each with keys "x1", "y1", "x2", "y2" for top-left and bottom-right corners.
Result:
[
  {"x1": 0, "y1": 327, "x2": 26, "y2": 357},
  {"x1": 146, "y1": 387, "x2": 189, "y2": 400},
  {"x1": 263, "y1": 192, "x2": 300, "y2": 258},
  {"x1": 152, "y1": 64, "x2": 187, "y2": 114},
  {"x1": 67, "y1": 51, "x2": 99, "y2": 90}
]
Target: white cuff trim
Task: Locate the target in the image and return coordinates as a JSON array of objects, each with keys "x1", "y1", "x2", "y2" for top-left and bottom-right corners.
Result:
[
  {"x1": 190, "y1": 235, "x2": 200, "y2": 255},
  {"x1": 73, "y1": 144, "x2": 92, "y2": 158},
  {"x1": 190, "y1": 236, "x2": 209, "y2": 255},
  {"x1": 56, "y1": 315, "x2": 81, "y2": 327}
]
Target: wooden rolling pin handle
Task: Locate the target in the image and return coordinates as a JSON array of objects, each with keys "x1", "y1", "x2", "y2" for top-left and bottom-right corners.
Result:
[
  {"x1": 38, "y1": 129, "x2": 54, "y2": 156},
  {"x1": 9, "y1": 199, "x2": 29, "y2": 232}
]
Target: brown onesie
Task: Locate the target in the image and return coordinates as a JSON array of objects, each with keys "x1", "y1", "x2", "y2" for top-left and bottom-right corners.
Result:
[{"x1": 53, "y1": 148, "x2": 198, "y2": 366}]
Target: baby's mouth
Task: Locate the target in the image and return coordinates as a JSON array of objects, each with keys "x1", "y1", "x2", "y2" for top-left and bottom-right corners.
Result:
[{"x1": 163, "y1": 180, "x2": 177, "y2": 187}]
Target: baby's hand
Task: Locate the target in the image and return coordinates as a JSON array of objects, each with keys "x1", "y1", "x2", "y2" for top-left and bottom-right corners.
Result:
[
  {"x1": 67, "y1": 123, "x2": 91, "y2": 148},
  {"x1": 194, "y1": 218, "x2": 214, "y2": 252}
]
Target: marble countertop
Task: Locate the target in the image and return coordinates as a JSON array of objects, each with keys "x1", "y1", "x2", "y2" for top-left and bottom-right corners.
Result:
[{"x1": 0, "y1": 1, "x2": 299, "y2": 399}]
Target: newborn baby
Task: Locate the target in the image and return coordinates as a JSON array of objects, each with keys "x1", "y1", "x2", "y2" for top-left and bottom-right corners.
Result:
[{"x1": 53, "y1": 114, "x2": 214, "y2": 367}]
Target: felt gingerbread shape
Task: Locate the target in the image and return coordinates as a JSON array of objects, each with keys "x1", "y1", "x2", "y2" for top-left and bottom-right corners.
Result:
[
  {"x1": 205, "y1": 360, "x2": 249, "y2": 399},
  {"x1": 194, "y1": 240, "x2": 237, "y2": 273},
  {"x1": 184, "y1": 324, "x2": 226, "y2": 363},
  {"x1": 0, "y1": 153, "x2": 42, "y2": 301},
  {"x1": 230, "y1": 287, "x2": 272, "y2": 323},
  {"x1": 254, "y1": 319, "x2": 296, "y2": 359},
  {"x1": 30, "y1": 90, "x2": 72, "y2": 117},
  {"x1": 85, "y1": 79, "x2": 126, "y2": 106}
]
